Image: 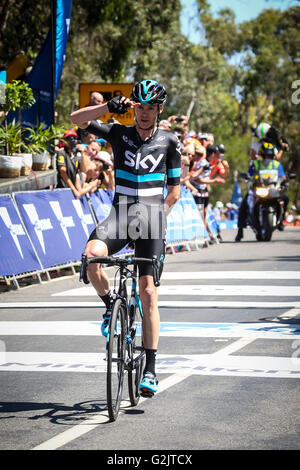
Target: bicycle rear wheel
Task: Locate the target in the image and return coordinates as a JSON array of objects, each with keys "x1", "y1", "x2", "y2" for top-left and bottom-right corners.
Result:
[
  {"x1": 107, "y1": 298, "x2": 126, "y2": 422},
  {"x1": 128, "y1": 302, "x2": 145, "y2": 406}
]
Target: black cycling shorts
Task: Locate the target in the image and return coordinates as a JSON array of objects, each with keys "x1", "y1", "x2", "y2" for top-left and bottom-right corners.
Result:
[{"x1": 88, "y1": 202, "x2": 166, "y2": 278}]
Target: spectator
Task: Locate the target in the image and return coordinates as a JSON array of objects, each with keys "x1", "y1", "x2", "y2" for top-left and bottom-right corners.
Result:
[
  {"x1": 159, "y1": 119, "x2": 171, "y2": 131},
  {"x1": 88, "y1": 92, "x2": 104, "y2": 107},
  {"x1": 190, "y1": 144, "x2": 225, "y2": 228},
  {"x1": 93, "y1": 150, "x2": 115, "y2": 191},
  {"x1": 56, "y1": 129, "x2": 98, "y2": 198},
  {"x1": 180, "y1": 144, "x2": 199, "y2": 195}
]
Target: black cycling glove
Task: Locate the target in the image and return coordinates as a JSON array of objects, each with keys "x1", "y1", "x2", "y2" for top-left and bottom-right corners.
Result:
[{"x1": 107, "y1": 95, "x2": 129, "y2": 114}]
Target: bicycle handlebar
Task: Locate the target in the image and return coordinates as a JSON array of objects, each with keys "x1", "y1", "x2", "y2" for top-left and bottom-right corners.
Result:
[{"x1": 79, "y1": 253, "x2": 161, "y2": 287}]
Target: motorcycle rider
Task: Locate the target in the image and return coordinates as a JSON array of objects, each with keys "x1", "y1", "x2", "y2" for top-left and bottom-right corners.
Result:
[
  {"x1": 251, "y1": 122, "x2": 289, "y2": 161},
  {"x1": 235, "y1": 142, "x2": 288, "y2": 241},
  {"x1": 236, "y1": 122, "x2": 289, "y2": 242}
]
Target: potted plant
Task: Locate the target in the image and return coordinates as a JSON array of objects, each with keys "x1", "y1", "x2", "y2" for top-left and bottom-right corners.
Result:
[
  {"x1": 0, "y1": 80, "x2": 35, "y2": 177},
  {"x1": 26, "y1": 124, "x2": 65, "y2": 170}
]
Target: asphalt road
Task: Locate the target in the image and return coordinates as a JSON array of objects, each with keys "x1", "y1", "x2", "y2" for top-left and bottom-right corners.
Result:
[{"x1": 0, "y1": 226, "x2": 300, "y2": 457}]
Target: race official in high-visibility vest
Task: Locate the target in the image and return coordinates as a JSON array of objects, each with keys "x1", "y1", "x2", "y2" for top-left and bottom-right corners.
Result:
[{"x1": 235, "y1": 142, "x2": 288, "y2": 242}]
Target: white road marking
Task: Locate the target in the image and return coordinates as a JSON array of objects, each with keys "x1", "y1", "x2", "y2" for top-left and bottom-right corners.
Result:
[
  {"x1": 160, "y1": 271, "x2": 300, "y2": 280},
  {"x1": 1, "y1": 352, "x2": 299, "y2": 378},
  {"x1": 52, "y1": 285, "x2": 300, "y2": 297},
  {"x1": 32, "y1": 373, "x2": 187, "y2": 450},
  {"x1": 2, "y1": 301, "x2": 300, "y2": 308},
  {"x1": 1, "y1": 321, "x2": 299, "y2": 338}
]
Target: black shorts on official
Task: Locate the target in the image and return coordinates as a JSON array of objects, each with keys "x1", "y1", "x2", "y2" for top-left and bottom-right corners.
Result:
[{"x1": 193, "y1": 195, "x2": 209, "y2": 208}]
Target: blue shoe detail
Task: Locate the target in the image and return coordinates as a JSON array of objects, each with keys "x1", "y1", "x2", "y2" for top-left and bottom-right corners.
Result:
[
  {"x1": 139, "y1": 371, "x2": 158, "y2": 397},
  {"x1": 101, "y1": 310, "x2": 112, "y2": 337}
]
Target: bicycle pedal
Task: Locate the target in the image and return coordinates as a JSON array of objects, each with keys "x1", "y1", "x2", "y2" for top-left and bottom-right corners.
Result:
[{"x1": 140, "y1": 389, "x2": 154, "y2": 398}]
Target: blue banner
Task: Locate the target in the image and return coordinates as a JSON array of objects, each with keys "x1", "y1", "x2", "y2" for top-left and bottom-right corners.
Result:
[
  {"x1": 13, "y1": 189, "x2": 95, "y2": 268},
  {"x1": 7, "y1": 0, "x2": 72, "y2": 128},
  {"x1": 56, "y1": 0, "x2": 73, "y2": 98},
  {"x1": 0, "y1": 195, "x2": 42, "y2": 276}
]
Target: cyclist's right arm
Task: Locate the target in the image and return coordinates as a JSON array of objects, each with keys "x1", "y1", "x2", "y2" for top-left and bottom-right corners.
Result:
[{"x1": 70, "y1": 103, "x2": 109, "y2": 129}]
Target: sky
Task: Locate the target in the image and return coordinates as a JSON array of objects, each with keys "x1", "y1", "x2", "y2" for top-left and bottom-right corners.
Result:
[{"x1": 180, "y1": 0, "x2": 299, "y2": 43}]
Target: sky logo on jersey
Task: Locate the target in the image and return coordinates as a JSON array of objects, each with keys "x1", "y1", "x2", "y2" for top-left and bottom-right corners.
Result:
[
  {"x1": 22, "y1": 203, "x2": 53, "y2": 254},
  {"x1": 49, "y1": 201, "x2": 75, "y2": 248},
  {"x1": 124, "y1": 150, "x2": 164, "y2": 172},
  {"x1": 0, "y1": 207, "x2": 26, "y2": 258}
]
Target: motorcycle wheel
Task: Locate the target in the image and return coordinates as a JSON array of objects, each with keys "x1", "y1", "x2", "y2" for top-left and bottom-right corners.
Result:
[{"x1": 262, "y1": 210, "x2": 273, "y2": 241}]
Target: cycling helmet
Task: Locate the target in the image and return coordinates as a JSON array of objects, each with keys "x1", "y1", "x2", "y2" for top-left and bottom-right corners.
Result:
[
  {"x1": 255, "y1": 122, "x2": 271, "y2": 139},
  {"x1": 131, "y1": 79, "x2": 167, "y2": 105},
  {"x1": 259, "y1": 142, "x2": 275, "y2": 157}
]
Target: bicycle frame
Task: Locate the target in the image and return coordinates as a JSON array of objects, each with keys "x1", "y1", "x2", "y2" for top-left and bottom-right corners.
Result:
[{"x1": 79, "y1": 252, "x2": 160, "y2": 420}]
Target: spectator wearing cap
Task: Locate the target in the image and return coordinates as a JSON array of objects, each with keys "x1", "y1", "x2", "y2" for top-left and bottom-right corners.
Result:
[
  {"x1": 198, "y1": 132, "x2": 210, "y2": 152},
  {"x1": 207, "y1": 145, "x2": 230, "y2": 180},
  {"x1": 190, "y1": 144, "x2": 226, "y2": 228}
]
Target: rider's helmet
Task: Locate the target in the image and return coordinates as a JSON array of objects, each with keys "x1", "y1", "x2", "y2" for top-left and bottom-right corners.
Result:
[
  {"x1": 259, "y1": 142, "x2": 276, "y2": 158},
  {"x1": 255, "y1": 122, "x2": 271, "y2": 139},
  {"x1": 131, "y1": 79, "x2": 167, "y2": 105}
]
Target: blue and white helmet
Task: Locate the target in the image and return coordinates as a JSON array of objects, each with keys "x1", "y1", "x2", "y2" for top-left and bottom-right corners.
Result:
[{"x1": 131, "y1": 79, "x2": 167, "y2": 105}]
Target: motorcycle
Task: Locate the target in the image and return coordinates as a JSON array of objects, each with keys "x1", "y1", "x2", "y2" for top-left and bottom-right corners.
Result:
[{"x1": 240, "y1": 169, "x2": 295, "y2": 242}]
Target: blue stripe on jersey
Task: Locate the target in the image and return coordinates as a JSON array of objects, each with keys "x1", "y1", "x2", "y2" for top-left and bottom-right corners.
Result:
[
  {"x1": 116, "y1": 169, "x2": 165, "y2": 183},
  {"x1": 167, "y1": 168, "x2": 181, "y2": 178}
]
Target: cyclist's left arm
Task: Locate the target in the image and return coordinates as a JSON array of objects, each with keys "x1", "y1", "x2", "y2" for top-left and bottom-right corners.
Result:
[{"x1": 164, "y1": 135, "x2": 181, "y2": 215}]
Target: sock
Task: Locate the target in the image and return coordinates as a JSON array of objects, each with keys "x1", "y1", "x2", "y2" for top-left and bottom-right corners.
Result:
[
  {"x1": 99, "y1": 291, "x2": 113, "y2": 311},
  {"x1": 144, "y1": 349, "x2": 157, "y2": 376}
]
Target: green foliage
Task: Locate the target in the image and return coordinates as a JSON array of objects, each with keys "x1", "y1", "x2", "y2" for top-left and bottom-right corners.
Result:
[
  {"x1": 1, "y1": 0, "x2": 299, "y2": 206},
  {"x1": 25, "y1": 124, "x2": 65, "y2": 155},
  {"x1": 0, "y1": 120, "x2": 26, "y2": 155}
]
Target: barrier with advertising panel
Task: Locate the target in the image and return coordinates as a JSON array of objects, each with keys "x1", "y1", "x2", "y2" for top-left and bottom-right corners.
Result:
[
  {"x1": 166, "y1": 186, "x2": 209, "y2": 243},
  {"x1": 0, "y1": 194, "x2": 42, "y2": 276},
  {"x1": 13, "y1": 189, "x2": 94, "y2": 269},
  {"x1": 0, "y1": 186, "x2": 219, "y2": 282}
]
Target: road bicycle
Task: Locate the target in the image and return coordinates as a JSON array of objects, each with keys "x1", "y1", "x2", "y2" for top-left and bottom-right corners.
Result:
[{"x1": 79, "y1": 251, "x2": 160, "y2": 422}]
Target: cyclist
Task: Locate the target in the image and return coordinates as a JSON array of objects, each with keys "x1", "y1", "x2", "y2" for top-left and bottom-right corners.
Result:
[
  {"x1": 235, "y1": 142, "x2": 287, "y2": 241},
  {"x1": 70, "y1": 80, "x2": 181, "y2": 397}
]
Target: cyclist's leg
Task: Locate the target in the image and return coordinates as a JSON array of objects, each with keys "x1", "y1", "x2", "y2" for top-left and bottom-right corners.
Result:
[
  {"x1": 135, "y1": 237, "x2": 165, "y2": 394},
  {"x1": 85, "y1": 208, "x2": 129, "y2": 335}
]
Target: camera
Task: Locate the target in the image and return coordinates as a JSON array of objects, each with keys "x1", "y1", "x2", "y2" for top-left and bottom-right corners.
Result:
[{"x1": 103, "y1": 163, "x2": 109, "y2": 170}]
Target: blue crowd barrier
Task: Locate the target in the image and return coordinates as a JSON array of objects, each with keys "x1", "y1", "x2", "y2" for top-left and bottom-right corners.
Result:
[
  {"x1": 0, "y1": 186, "x2": 212, "y2": 279},
  {"x1": 206, "y1": 205, "x2": 220, "y2": 239},
  {"x1": 166, "y1": 186, "x2": 209, "y2": 243},
  {"x1": 13, "y1": 189, "x2": 95, "y2": 269},
  {"x1": 0, "y1": 194, "x2": 42, "y2": 276}
]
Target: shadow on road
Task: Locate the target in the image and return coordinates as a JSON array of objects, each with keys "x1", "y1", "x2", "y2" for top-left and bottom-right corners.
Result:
[{"x1": 0, "y1": 399, "x2": 107, "y2": 425}]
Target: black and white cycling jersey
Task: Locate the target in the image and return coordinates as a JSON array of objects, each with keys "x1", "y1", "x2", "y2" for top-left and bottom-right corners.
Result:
[{"x1": 86, "y1": 120, "x2": 181, "y2": 204}]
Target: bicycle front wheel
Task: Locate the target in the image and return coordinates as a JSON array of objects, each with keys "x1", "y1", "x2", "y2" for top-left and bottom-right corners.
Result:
[
  {"x1": 107, "y1": 298, "x2": 126, "y2": 422},
  {"x1": 128, "y1": 302, "x2": 145, "y2": 406}
]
